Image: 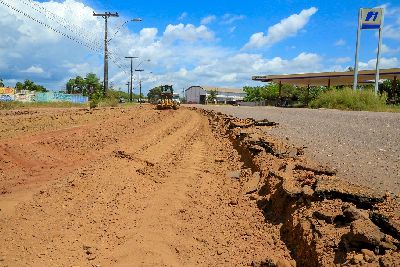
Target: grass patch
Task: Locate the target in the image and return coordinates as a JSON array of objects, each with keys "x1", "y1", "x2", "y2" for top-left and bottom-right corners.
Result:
[
  {"x1": 0, "y1": 101, "x2": 87, "y2": 110},
  {"x1": 97, "y1": 98, "x2": 119, "y2": 108},
  {"x1": 309, "y1": 88, "x2": 400, "y2": 112}
]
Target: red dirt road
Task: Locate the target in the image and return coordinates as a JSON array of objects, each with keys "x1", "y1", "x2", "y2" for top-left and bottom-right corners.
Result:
[{"x1": 0, "y1": 106, "x2": 292, "y2": 266}]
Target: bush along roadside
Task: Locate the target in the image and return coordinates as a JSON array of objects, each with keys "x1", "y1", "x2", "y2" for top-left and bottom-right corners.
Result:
[{"x1": 309, "y1": 88, "x2": 399, "y2": 112}]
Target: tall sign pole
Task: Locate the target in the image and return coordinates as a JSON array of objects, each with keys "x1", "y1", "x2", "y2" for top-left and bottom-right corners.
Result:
[
  {"x1": 353, "y1": 9, "x2": 362, "y2": 90},
  {"x1": 354, "y1": 8, "x2": 384, "y2": 92},
  {"x1": 375, "y1": 12, "x2": 384, "y2": 94}
]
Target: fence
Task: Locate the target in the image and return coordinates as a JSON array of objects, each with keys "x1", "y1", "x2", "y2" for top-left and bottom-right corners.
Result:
[
  {"x1": 0, "y1": 88, "x2": 88, "y2": 103},
  {"x1": 35, "y1": 92, "x2": 88, "y2": 104}
]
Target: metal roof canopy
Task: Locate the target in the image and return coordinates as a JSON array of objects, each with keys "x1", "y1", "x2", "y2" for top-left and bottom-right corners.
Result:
[
  {"x1": 186, "y1": 86, "x2": 244, "y2": 94},
  {"x1": 252, "y1": 68, "x2": 400, "y2": 87}
]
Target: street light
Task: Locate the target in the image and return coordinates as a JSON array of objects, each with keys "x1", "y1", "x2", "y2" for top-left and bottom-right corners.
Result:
[
  {"x1": 125, "y1": 56, "x2": 138, "y2": 102},
  {"x1": 109, "y1": 18, "x2": 142, "y2": 42},
  {"x1": 93, "y1": 12, "x2": 142, "y2": 95}
]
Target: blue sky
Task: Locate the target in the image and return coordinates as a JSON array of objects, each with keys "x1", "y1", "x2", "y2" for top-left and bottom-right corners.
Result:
[{"x1": 0, "y1": 0, "x2": 399, "y2": 94}]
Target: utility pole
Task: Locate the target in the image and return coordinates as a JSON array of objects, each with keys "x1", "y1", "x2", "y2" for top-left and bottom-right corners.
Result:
[
  {"x1": 125, "y1": 56, "x2": 138, "y2": 102},
  {"x1": 135, "y1": 69, "x2": 144, "y2": 103},
  {"x1": 126, "y1": 81, "x2": 130, "y2": 95},
  {"x1": 93, "y1": 11, "x2": 119, "y2": 95}
]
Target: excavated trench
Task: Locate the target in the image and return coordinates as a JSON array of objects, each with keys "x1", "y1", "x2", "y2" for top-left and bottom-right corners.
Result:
[{"x1": 198, "y1": 108, "x2": 400, "y2": 267}]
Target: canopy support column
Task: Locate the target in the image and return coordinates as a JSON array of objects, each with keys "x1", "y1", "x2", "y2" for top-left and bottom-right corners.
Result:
[{"x1": 277, "y1": 81, "x2": 282, "y2": 106}]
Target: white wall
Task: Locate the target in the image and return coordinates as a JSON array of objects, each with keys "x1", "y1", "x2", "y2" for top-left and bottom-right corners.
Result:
[
  {"x1": 186, "y1": 86, "x2": 206, "y2": 103},
  {"x1": 185, "y1": 86, "x2": 246, "y2": 104}
]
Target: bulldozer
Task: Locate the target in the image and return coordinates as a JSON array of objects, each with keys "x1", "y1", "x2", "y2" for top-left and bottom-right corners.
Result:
[{"x1": 156, "y1": 85, "x2": 180, "y2": 110}]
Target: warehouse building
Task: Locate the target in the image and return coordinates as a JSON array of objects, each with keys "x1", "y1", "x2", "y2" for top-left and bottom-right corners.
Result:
[{"x1": 185, "y1": 86, "x2": 245, "y2": 104}]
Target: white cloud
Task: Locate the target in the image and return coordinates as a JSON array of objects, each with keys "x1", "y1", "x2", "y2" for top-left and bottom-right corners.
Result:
[
  {"x1": 21, "y1": 66, "x2": 45, "y2": 74},
  {"x1": 0, "y1": 0, "x2": 104, "y2": 89},
  {"x1": 359, "y1": 57, "x2": 399, "y2": 70},
  {"x1": 383, "y1": 25, "x2": 400, "y2": 40},
  {"x1": 221, "y1": 14, "x2": 246, "y2": 25},
  {"x1": 201, "y1": 15, "x2": 216, "y2": 25},
  {"x1": 334, "y1": 39, "x2": 346, "y2": 46},
  {"x1": 139, "y1": 28, "x2": 158, "y2": 44},
  {"x1": 243, "y1": 7, "x2": 318, "y2": 49},
  {"x1": 377, "y1": 3, "x2": 400, "y2": 17},
  {"x1": 379, "y1": 44, "x2": 400, "y2": 55},
  {"x1": 163, "y1": 23, "x2": 214, "y2": 42},
  {"x1": 178, "y1": 12, "x2": 188, "y2": 21}
]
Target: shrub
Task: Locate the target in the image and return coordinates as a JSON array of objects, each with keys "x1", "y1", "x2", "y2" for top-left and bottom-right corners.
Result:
[
  {"x1": 98, "y1": 98, "x2": 118, "y2": 107},
  {"x1": 309, "y1": 88, "x2": 391, "y2": 111}
]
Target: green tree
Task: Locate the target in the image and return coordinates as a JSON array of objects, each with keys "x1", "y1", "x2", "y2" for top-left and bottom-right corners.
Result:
[
  {"x1": 15, "y1": 80, "x2": 47, "y2": 92},
  {"x1": 66, "y1": 76, "x2": 86, "y2": 94},
  {"x1": 379, "y1": 79, "x2": 399, "y2": 103},
  {"x1": 207, "y1": 89, "x2": 218, "y2": 103},
  {"x1": 85, "y1": 73, "x2": 101, "y2": 96},
  {"x1": 15, "y1": 82, "x2": 23, "y2": 91},
  {"x1": 260, "y1": 83, "x2": 280, "y2": 100},
  {"x1": 147, "y1": 86, "x2": 162, "y2": 101},
  {"x1": 65, "y1": 73, "x2": 103, "y2": 99},
  {"x1": 0, "y1": 79, "x2": 4, "y2": 87},
  {"x1": 244, "y1": 86, "x2": 266, "y2": 101}
]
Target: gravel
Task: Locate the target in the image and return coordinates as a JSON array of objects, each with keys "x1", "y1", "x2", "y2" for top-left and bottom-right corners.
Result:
[{"x1": 195, "y1": 105, "x2": 400, "y2": 195}]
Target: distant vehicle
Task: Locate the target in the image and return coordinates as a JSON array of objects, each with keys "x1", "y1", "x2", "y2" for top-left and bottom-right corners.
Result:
[
  {"x1": 118, "y1": 97, "x2": 126, "y2": 103},
  {"x1": 172, "y1": 94, "x2": 181, "y2": 105}
]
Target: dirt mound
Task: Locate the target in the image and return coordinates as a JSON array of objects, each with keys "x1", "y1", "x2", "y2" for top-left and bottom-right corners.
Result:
[{"x1": 201, "y1": 108, "x2": 400, "y2": 267}]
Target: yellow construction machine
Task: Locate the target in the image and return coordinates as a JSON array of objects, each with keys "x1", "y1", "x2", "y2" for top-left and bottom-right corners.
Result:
[{"x1": 156, "y1": 85, "x2": 180, "y2": 110}]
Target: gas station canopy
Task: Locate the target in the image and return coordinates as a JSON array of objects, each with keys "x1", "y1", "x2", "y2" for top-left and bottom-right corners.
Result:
[{"x1": 252, "y1": 68, "x2": 400, "y2": 87}]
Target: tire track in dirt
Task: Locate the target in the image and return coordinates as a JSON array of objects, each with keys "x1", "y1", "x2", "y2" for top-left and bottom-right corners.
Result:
[
  {"x1": 0, "y1": 106, "x2": 294, "y2": 266},
  {"x1": 0, "y1": 107, "x2": 188, "y2": 211}
]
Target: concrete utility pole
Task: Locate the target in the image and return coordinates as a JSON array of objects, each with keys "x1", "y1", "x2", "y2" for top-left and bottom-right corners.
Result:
[
  {"x1": 135, "y1": 69, "x2": 144, "y2": 103},
  {"x1": 125, "y1": 56, "x2": 138, "y2": 102},
  {"x1": 126, "y1": 81, "x2": 130, "y2": 95},
  {"x1": 93, "y1": 11, "x2": 119, "y2": 95}
]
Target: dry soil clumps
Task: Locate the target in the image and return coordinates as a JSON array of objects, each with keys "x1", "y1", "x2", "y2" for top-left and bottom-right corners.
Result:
[{"x1": 201, "y1": 108, "x2": 400, "y2": 267}]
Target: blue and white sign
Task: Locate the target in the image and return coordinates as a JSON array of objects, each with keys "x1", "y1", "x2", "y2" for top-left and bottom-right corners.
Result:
[
  {"x1": 361, "y1": 8, "x2": 383, "y2": 30},
  {"x1": 353, "y1": 8, "x2": 385, "y2": 93}
]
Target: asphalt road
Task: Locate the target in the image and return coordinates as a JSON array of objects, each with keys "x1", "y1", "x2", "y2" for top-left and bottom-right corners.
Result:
[{"x1": 194, "y1": 105, "x2": 400, "y2": 195}]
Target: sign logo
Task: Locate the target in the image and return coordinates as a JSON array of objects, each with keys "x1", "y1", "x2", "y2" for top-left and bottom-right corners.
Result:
[{"x1": 361, "y1": 8, "x2": 383, "y2": 29}]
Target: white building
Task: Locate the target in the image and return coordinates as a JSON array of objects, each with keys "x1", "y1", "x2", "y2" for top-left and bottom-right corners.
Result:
[{"x1": 185, "y1": 86, "x2": 245, "y2": 104}]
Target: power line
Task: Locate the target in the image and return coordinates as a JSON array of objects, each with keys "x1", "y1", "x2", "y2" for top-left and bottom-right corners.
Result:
[
  {"x1": 0, "y1": 0, "x2": 131, "y2": 78},
  {"x1": 15, "y1": 0, "x2": 103, "y2": 48},
  {"x1": 0, "y1": 0, "x2": 101, "y2": 52}
]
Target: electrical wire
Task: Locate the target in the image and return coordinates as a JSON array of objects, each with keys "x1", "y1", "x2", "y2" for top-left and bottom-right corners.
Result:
[
  {"x1": 0, "y1": 0, "x2": 131, "y2": 73},
  {"x1": 16, "y1": 0, "x2": 103, "y2": 48}
]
